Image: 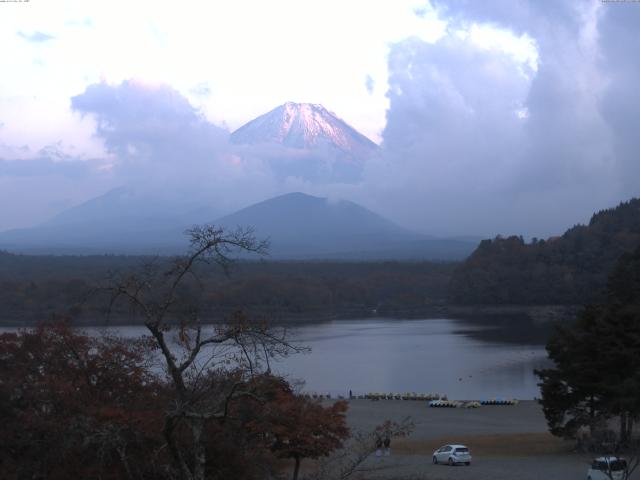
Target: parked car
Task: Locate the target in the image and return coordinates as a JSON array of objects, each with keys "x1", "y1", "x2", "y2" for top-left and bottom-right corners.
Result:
[
  {"x1": 587, "y1": 456, "x2": 627, "y2": 480},
  {"x1": 432, "y1": 444, "x2": 472, "y2": 466}
]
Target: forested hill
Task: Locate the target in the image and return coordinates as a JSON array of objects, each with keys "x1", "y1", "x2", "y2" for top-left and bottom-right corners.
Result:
[
  {"x1": 449, "y1": 198, "x2": 640, "y2": 305},
  {"x1": 0, "y1": 252, "x2": 455, "y2": 326}
]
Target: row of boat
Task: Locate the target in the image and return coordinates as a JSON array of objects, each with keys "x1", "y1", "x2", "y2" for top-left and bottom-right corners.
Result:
[
  {"x1": 301, "y1": 393, "x2": 336, "y2": 399},
  {"x1": 429, "y1": 399, "x2": 519, "y2": 407},
  {"x1": 429, "y1": 400, "x2": 481, "y2": 408},
  {"x1": 363, "y1": 392, "x2": 444, "y2": 401},
  {"x1": 300, "y1": 392, "x2": 445, "y2": 400},
  {"x1": 479, "y1": 398, "x2": 519, "y2": 405},
  {"x1": 299, "y1": 392, "x2": 520, "y2": 405}
]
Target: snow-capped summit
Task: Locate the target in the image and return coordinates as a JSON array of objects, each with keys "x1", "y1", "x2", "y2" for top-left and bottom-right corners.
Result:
[{"x1": 230, "y1": 102, "x2": 379, "y2": 158}]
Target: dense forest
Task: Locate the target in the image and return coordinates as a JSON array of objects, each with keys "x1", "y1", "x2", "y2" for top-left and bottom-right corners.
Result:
[
  {"x1": 0, "y1": 252, "x2": 455, "y2": 325},
  {"x1": 449, "y1": 198, "x2": 640, "y2": 305}
]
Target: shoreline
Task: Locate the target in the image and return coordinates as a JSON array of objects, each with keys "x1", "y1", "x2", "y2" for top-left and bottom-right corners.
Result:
[{"x1": 0, "y1": 303, "x2": 579, "y2": 328}]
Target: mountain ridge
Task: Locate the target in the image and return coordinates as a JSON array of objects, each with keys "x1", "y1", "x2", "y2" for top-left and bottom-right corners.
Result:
[
  {"x1": 449, "y1": 197, "x2": 640, "y2": 305},
  {"x1": 214, "y1": 192, "x2": 475, "y2": 260},
  {"x1": 0, "y1": 191, "x2": 477, "y2": 260}
]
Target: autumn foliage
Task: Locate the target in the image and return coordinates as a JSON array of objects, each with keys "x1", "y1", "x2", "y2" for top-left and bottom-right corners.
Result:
[
  {"x1": 251, "y1": 378, "x2": 350, "y2": 480},
  {"x1": 0, "y1": 323, "x2": 350, "y2": 480},
  {"x1": 0, "y1": 226, "x2": 355, "y2": 480},
  {"x1": 0, "y1": 321, "x2": 164, "y2": 479}
]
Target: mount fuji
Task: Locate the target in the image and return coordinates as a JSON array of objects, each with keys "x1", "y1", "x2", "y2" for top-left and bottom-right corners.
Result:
[
  {"x1": 230, "y1": 102, "x2": 379, "y2": 182},
  {"x1": 0, "y1": 103, "x2": 477, "y2": 258}
]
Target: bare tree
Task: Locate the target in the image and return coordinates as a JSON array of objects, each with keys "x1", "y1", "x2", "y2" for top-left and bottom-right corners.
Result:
[
  {"x1": 304, "y1": 417, "x2": 414, "y2": 480},
  {"x1": 106, "y1": 225, "x2": 303, "y2": 480}
]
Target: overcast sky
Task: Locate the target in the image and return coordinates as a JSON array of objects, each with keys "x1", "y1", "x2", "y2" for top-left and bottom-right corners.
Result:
[{"x1": 1, "y1": 0, "x2": 639, "y2": 237}]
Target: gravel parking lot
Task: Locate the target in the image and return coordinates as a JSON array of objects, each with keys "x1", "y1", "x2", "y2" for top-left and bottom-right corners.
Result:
[
  {"x1": 357, "y1": 453, "x2": 589, "y2": 480},
  {"x1": 340, "y1": 399, "x2": 636, "y2": 480}
]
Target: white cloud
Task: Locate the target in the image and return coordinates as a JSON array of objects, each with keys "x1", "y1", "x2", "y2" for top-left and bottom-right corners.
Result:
[
  {"x1": 361, "y1": 0, "x2": 635, "y2": 237},
  {"x1": 1, "y1": 0, "x2": 639, "y2": 239},
  {"x1": 0, "y1": 0, "x2": 449, "y2": 157},
  {"x1": 468, "y1": 23, "x2": 538, "y2": 74}
]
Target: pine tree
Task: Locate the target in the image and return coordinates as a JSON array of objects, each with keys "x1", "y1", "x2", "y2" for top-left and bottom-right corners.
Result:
[{"x1": 537, "y1": 246, "x2": 640, "y2": 446}]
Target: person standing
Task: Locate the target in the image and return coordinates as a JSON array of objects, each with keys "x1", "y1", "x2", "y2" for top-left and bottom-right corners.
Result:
[
  {"x1": 375, "y1": 437, "x2": 383, "y2": 461},
  {"x1": 383, "y1": 436, "x2": 391, "y2": 456}
]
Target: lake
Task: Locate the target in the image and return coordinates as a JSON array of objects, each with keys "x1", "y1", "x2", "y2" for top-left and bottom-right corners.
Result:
[
  {"x1": 7, "y1": 317, "x2": 548, "y2": 400},
  {"x1": 272, "y1": 318, "x2": 549, "y2": 400}
]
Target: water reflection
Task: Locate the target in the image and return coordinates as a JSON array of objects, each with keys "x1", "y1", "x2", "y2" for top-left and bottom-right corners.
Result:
[{"x1": 273, "y1": 318, "x2": 549, "y2": 400}]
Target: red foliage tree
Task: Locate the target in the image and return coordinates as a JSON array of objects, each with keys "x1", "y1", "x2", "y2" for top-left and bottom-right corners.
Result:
[
  {"x1": 254, "y1": 383, "x2": 349, "y2": 480},
  {"x1": 0, "y1": 322, "x2": 352, "y2": 480},
  {"x1": 0, "y1": 321, "x2": 164, "y2": 480}
]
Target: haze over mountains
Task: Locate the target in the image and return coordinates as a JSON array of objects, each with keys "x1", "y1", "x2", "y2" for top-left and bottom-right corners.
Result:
[
  {"x1": 0, "y1": 187, "x2": 217, "y2": 254},
  {"x1": 215, "y1": 192, "x2": 477, "y2": 260},
  {"x1": 4, "y1": 3, "x2": 640, "y2": 242},
  {"x1": 0, "y1": 102, "x2": 480, "y2": 259},
  {"x1": 0, "y1": 190, "x2": 477, "y2": 259}
]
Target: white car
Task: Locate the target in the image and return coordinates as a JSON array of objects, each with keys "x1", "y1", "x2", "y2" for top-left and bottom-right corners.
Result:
[
  {"x1": 587, "y1": 456, "x2": 627, "y2": 480},
  {"x1": 432, "y1": 444, "x2": 472, "y2": 466}
]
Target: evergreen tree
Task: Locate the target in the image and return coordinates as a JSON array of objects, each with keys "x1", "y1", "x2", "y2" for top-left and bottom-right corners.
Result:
[{"x1": 537, "y1": 246, "x2": 640, "y2": 446}]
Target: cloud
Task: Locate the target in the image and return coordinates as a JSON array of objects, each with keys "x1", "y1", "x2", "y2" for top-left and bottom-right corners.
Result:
[
  {"x1": 431, "y1": 0, "x2": 580, "y2": 36},
  {"x1": 4, "y1": 1, "x2": 640, "y2": 240},
  {"x1": 71, "y1": 80, "x2": 228, "y2": 183},
  {"x1": 597, "y1": 3, "x2": 640, "y2": 199},
  {"x1": 365, "y1": 75, "x2": 375, "y2": 95},
  {"x1": 69, "y1": 80, "x2": 285, "y2": 213},
  {"x1": 1, "y1": 80, "x2": 274, "y2": 231},
  {"x1": 190, "y1": 82, "x2": 212, "y2": 97},
  {"x1": 363, "y1": 32, "x2": 531, "y2": 235},
  {"x1": 0, "y1": 136, "x2": 110, "y2": 180},
  {"x1": 0, "y1": 139, "x2": 115, "y2": 231},
  {"x1": 5, "y1": 80, "x2": 364, "y2": 231},
  {"x1": 17, "y1": 31, "x2": 55, "y2": 43},
  {"x1": 360, "y1": 0, "x2": 638, "y2": 237},
  {"x1": 0, "y1": 156, "x2": 92, "y2": 179}
]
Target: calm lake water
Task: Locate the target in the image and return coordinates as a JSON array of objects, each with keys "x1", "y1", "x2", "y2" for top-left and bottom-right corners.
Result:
[
  {"x1": 272, "y1": 318, "x2": 549, "y2": 400},
  {"x1": 5, "y1": 317, "x2": 549, "y2": 400}
]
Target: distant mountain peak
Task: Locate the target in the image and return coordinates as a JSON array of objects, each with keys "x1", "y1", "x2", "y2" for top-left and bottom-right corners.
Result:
[
  {"x1": 230, "y1": 102, "x2": 379, "y2": 156},
  {"x1": 211, "y1": 192, "x2": 475, "y2": 260}
]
